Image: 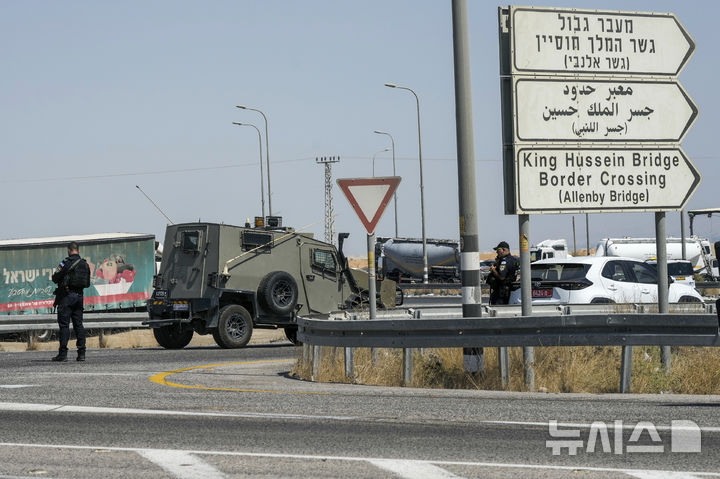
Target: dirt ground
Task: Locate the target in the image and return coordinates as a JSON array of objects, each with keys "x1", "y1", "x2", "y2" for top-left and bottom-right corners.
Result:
[{"x1": 0, "y1": 328, "x2": 289, "y2": 353}]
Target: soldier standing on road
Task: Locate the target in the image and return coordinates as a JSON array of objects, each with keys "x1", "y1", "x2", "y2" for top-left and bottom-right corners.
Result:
[
  {"x1": 487, "y1": 241, "x2": 519, "y2": 305},
  {"x1": 51, "y1": 241, "x2": 90, "y2": 362}
]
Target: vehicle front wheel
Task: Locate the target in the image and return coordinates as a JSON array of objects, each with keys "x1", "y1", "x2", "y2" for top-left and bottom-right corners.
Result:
[
  {"x1": 153, "y1": 325, "x2": 193, "y2": 349},
  {"x1": 214, "y1": 304, "x2": 253, "y2": 349}
]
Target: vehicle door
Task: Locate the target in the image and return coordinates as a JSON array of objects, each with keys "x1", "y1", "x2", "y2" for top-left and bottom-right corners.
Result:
[
  {"x1": 299, "y1": 245, "x2": 344, "y2": 315},
  {"x1": 165, "y1": 225, "x2": 208, "y2": 299},
  {"x1": 625, "y1": 261, "x2": 659, "y2": 303},
  {"x1": 598, "y1": 260, "x2": 640, "y2": 303}
]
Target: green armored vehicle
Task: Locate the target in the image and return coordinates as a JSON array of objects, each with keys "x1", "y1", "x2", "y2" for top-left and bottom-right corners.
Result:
[{"x1": 146, "y1": 219, "x2": 396, "y2": 349}]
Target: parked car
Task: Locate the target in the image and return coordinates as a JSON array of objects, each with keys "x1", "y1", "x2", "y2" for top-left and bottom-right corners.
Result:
[
  {"x1": 645, "y1": 259, "x2": 696, "y2": 288},
  {"x1": 509, "y1": 256, "x2": 704, "y2": 304}
]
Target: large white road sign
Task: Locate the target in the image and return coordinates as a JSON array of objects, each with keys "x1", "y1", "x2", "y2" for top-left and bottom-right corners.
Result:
[
  {"x1": 511, "y1": 7, "x2": 695, "y2": 76},
  {"x1": 514, "y1": 79, "x2": 697, "y2": 142},
  {"x1": 515, "y1": 147, "x2": 700, "y2": 213}
]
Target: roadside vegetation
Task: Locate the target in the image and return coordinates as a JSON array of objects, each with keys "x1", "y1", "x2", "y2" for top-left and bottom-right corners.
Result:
[{"x1": 293, "y1": 345, "x2": 720, "y2": 394}]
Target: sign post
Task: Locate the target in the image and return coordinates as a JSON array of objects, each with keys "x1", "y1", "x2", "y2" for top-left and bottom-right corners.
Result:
[{"x1": 337, "y1": 177, "x2": 401, "y2": 319}]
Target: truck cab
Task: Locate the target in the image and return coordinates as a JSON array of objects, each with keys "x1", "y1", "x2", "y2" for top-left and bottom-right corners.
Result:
[{"x1": 146, "y1": 219, "x2": 372, "y2": 349}]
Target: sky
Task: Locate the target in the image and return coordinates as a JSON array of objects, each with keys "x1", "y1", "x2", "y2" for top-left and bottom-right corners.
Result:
[{"x1": 1, "y1": 0, "x2": 718, "y2": 256}]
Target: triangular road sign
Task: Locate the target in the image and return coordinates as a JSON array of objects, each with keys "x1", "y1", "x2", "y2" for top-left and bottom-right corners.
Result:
[{"x1": 337, "y1": 176, "x2": 401, "y2": 234}]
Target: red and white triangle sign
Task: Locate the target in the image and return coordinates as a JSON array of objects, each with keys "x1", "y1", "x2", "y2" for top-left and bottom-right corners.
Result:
[{"x1": 337, "y1": 176, "x2": 401, "y2": 234}]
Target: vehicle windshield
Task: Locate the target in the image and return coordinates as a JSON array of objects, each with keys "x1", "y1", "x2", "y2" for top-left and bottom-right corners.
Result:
[
  {"x1": 667, "y1": 262, "x2": 694, "y2": 276},
  {"x1": 531, "y1": 263, "x2": 590, "y2": 281}
]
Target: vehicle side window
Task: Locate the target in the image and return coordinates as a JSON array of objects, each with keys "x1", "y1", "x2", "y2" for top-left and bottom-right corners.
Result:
[
  {"x1": 181, "y1": 231, "x2": 200, "y2": 253},
  {"x1": 602, "y1": 261, "x2": 628, "y2": 282},
  {"x1": 312, "y1": 249, "x2": 337, "y2": 272},
  {"x1": 628, "y1": 262, "x2": 657, "y2": 284}
]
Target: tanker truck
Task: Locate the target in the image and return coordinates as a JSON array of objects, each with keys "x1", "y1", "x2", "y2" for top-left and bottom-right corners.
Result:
[
  {"x1": 375, "y1": 237, "x2": 460, "y2": 283},
  {"x1": 594, "y1": 236, "x2": 719, "y2": 280}
]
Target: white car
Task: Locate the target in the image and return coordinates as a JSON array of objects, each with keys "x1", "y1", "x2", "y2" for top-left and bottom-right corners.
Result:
[
  {"x1": 645, "y1": 259, "x2": 696, "y2": 288},
  {"x1": 509, "y1": 256, "x2": 704, "y2": 304}
]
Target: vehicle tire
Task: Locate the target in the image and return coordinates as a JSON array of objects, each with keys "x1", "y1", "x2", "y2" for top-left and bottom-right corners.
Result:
[
  {"x1": 213, "y1": 304, "x2": 253, "y2": 349},
  {"x1": 257, "y1": 271, "x2": 298, "y2": 316},
  {"x1": 34, "y1": 329, "x2": 54, "y2": 342},
  {"x1": 153, "y1": 325, "x2": 193, "y2": 349},
  {"x1": 284, "y1": 326, "x2": 301, "y2": 345},
  {"x1": 679, "y1": 295, "x2": 703, "y2": 303},
  {"x1": 590, "y1": 297, "x2": 615, "y2": 304}
]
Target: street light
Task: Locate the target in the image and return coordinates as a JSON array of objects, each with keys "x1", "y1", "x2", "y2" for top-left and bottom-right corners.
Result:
[
  {"x1": 374, "y1": 129, "x2": 398, "y2": 237},
  {"x1": 385, "y1": 82, "x2": 428, "y2": 283},
  {"x1": 236, "y1": 105, "x2": 272, "y2": 216},
  {"x1": 232, "y1": 122, "x2": 265, "y2": 218},
  {"x1": 371, "y1": 147, "x2": 390, "y2": 177}
]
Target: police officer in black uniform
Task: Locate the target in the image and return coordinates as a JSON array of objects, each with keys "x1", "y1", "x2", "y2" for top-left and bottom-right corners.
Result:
[
  {"x1": 51, "y1": 241, "x2": 87, "y2": 362},
  {"x1": 488, "y1": 241, "x2": 519, "y2": 305}
]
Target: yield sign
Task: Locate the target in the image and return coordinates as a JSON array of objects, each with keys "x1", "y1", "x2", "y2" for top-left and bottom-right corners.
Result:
[{"x1": 337, "y1": 176, "x2": 401, "y2": 234}]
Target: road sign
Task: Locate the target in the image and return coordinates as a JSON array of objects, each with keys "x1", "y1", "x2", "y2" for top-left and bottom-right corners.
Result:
[
  {"x1": 337, "y1": 177, "x2": 401, "y2": 234},
  {"x1": 510, "y1": 7, "x2": 695, "y2": 76},
  {"x1": 514, "y1": 78, "x2": 697, "y2": 142},
  {"x1": 514, "y1": 147, "x2": 701, "y2": 213}
]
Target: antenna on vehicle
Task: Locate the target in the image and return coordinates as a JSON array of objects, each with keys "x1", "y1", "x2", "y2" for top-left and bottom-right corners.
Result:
[{"x1": 136, "y1": 185, "x2": 175, "y2": 224}]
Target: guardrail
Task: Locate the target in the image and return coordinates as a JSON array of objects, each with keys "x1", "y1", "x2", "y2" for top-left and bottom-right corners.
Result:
[
  {"x1": 297, "y1": 302, "x2": 719, "y2": 393},
  {"x1": 0, "y1": 312, "x2": 148, "y2": 333}
]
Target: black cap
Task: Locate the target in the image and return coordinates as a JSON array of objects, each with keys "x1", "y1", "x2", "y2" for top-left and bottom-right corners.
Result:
[{"x1": 494, "y1": 241, "x2": 509, "y2": 250}]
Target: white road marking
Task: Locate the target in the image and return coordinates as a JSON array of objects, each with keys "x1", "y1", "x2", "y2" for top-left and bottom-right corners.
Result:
[
  {"x1": 369, "y1": 459, "x2": 463, "y2": 478},
  {"x1": 1, "y1": 442, "x2": 719, "y2": 477},
  {"x1": 0, "y1": 385, "x2": 36, "y2": 389},
  {"x1": 139, "y1": 449, "x2": 226, "y2": 479},
  {"x1": 624, "y1": 472, "x2": 705, "y2": 478},
  {"x1": 0, "y1": 401, "x2": 358, "y2": 421},
  {"x1": 481, "y1": 420, "x2": 720, "y2": 433}
]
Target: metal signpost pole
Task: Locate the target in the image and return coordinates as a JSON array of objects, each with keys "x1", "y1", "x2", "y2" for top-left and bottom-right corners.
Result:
[
  {"x1": 367, "y1": 233, "x2": 377, "y2": 320},
  {"x1": 681, "y1": 209, "x2": 687, "y2": 260},
  {"x1": 452, "y1": 0, "x2": 484, "y2": 374},
  {"x1": 656, "y1": 212, "x2": 671, "y2": 372},
  {"x1": 519, "y1": 214, "x2": 534, "y2": 390}
]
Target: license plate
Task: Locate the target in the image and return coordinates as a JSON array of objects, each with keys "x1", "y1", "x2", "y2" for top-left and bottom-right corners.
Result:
[
  {"x1": 154, "y1": 289, "x2": 168, "y2": 299},
  {"x1": 172, "y1": 302, "x2": 189, "y2": 311},
  {"x1": 532, "y1": 289, "x2": 553, "y2": 298}
]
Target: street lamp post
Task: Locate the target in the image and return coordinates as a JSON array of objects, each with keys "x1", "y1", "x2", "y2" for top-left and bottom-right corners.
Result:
[
  {"x1": 232, "y1": 122, "x2": 265, "y2": 218},
  {"x1": 236, "y1": 105, "x2": 272, "y2": 216},
  {"x1": 371, "y1": 148, "x2": 390, "y2": 177},
  {"x1": 385, "y1": 83, "x2": 428, "y2": 283},
  {"x1": 374, "y1": 130, "x2": 398, "y2": 237}
]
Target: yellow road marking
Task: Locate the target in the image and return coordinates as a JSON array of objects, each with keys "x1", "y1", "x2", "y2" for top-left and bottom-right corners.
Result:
[{"x1": 149, "y1": 359, "x2": 328, "y2": 395}]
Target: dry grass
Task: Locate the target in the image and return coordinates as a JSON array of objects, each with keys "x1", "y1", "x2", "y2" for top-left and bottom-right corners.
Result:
[{"x1": 294, "y1": 345, "x2": 720, "y2": 394}]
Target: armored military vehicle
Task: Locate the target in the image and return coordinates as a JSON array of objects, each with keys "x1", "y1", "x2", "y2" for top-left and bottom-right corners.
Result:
[{"x1": 146, "y1": 219, "x2": 395, "y2": 349}]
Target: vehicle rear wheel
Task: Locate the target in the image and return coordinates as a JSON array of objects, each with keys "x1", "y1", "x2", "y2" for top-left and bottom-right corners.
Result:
[
  {"x1": 258, "y1": 271, "x2": 298, "y2": 316},
  {"x1": 214, "y1": 304, "x2": 253, "y2": 349},
  {"x1": 153, "y1": 325, "x2": 193, "y2": 349},
  {"x1": 284, "y1": 326, "x2": 301, "y2": 345}
]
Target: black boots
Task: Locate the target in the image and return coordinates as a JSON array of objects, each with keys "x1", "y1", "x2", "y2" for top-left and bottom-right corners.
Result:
[
  {"x1": 51, "y1": 349, "x2": 85, "y2": 362},
  {"x1": 51, "y1": 351, "x2": 67, "y2": 362}
]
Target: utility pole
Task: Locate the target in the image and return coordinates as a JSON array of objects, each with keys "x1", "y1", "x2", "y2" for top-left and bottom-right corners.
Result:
[{"x1": 316, "y1": 156, "x2": 340, "y2": 244}]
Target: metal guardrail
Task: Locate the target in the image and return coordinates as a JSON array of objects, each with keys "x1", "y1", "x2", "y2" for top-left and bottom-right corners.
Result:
[
  {"x1": 0, "y1": 312, "x2": 148, "y2": 332},
  {"x1": 298, "y1": 313, "x2": 720, "y2": 348}
]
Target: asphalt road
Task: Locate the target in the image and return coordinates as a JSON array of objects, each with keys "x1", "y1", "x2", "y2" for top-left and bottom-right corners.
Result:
[{"x1": 1, "y1": 341, "x2": 720, "y2": 478}]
